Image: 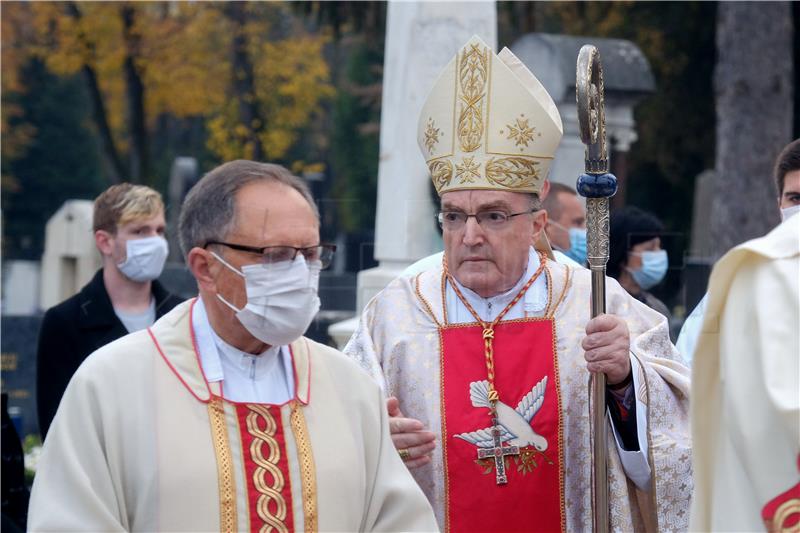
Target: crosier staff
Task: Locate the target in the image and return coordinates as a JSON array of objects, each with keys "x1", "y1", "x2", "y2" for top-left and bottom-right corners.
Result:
[{"x1": 576, "y1": 44, "x2": 617, "y2": 533}]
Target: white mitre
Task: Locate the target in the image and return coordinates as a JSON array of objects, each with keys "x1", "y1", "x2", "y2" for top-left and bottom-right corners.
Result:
[{"x1": 417, "y1": 35, "x2": 563, "y2": 196}]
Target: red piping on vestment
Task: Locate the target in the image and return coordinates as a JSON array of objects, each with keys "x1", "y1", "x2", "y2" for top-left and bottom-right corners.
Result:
[{"x1": 150, "y1": 297, "x2": 312, "y2": 407}]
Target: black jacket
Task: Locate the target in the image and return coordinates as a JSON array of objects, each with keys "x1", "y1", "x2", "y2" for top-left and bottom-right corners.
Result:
[
  {"x1": 1, "y1": 393, "x2": 28, "y2": 532},
  {"x1": 36, "y1": 269, "x2": 184, "y2": 439}
]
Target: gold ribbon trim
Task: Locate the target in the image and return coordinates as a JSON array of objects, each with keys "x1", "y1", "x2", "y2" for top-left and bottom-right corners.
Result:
[
  {"x1": 290, "y1": 403, "x2": 318, "y2": 532},
  {"x1": 208, "y1": 398, "x2": 238, "y2": 533}
]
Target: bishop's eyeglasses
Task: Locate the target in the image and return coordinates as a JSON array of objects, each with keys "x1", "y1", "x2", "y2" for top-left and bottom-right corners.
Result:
[
  {"x1": 437, "y1": 210, "x2": 535, "y2": 231},
  {"x1": 204, "y1": 241, "x2": 336, "y2": 269}
]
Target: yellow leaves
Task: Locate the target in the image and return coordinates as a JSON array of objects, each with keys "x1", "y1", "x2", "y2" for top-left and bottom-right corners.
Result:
[
  {"x1": 290, "y1": 161, "x2": 326, "y2": 178},
  {"x1": 6, "y1": 1, "x2": 335, "y2": 168},
  {"x1": 2, "y1": 2, "x2": 39, "y2": 160},
  {"x1": 207, "y1": 7, "x2": 335, "y2": 161},
  {"x1": 141, "y1": 4, "x2": 228, "y2": 119}
]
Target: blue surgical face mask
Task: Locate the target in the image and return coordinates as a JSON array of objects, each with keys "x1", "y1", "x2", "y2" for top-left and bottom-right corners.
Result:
[
  {"x1": 565, "y1": 227, "x2": 587, "y2": 265},
  {"x1": 626, "y1": 249, "x2": 668, "y2": 290},
  {"x1": 549, "y1": 222, "x2": 587, "y2": 265}
]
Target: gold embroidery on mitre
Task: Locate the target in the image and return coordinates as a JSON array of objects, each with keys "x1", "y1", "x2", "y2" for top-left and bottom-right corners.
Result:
[
  {"x1": 424, "y1": 118, "x2": 442, "y2": 154},
  {"x1": 208, "y1": 399, "x2": 238, "y2": 533},
  {"x1": 505, "y1": 115, "x2": 540, "y2": 148},
  {"x1": 455, "y1": 156, "x2": 481, "y2": 184},
  {"x1": 457, "y1": 43, "x2": 489, "y2": 153},
  {"x1": 485, "y1": 157, "x2": 541, "y2": 189},
  {"x1": 290, "y1": 403, "x2": 318, "y2": 532},
  {"x1": 418, "y1": 36, "x2": 563, "y2": 196},
  {"x1": 429, "y1": 160, "x2": 454, "y2": 191},
  {"x1": 246, "y1": 404, "x2": 289, "y2": 533}
]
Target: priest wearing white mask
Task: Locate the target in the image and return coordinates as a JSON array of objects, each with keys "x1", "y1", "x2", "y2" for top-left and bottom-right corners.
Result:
[
  {"x1": 345, "y1": 36, "x2": 692, "y2": 531},
  {"x1": 29, "y1": 160, "x2": 438, "y2": 532},
  {"x1": 36, "y1": 183, "x2": 182, "y2": 439}
]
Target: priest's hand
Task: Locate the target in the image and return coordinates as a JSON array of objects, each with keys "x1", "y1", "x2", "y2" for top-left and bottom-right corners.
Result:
[
  {"x1": 582, "y1": 314, "x2": 631, "y2": 386},
  {"x1": 386, "y1": 396, "x2": 436, "y2": 469}
]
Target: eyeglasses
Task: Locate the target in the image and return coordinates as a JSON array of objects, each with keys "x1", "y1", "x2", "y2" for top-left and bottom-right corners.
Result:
[
  {"x1": 204, "y1": 241, "x2": 336, "y2": 269},
  {"x1": 437, "y1": 210, "x2": 534, "y2": 231}
]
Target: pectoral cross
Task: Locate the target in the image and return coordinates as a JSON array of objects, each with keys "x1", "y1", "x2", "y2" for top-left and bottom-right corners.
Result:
[{"x1": 477, "y1": 417, "x2": 519, "y2": 485}]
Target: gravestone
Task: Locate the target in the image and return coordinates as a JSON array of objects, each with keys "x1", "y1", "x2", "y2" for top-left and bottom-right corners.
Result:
[
  {"x1": 167, "y1": 157, "x2": 199, "y2": 262},
  {"x1": 39, "y1": 200, "x2": 100, "y2": 310},
  {"x1": 681, "y1": 169, "x2": 716, "y2": 313},
  {"x1": 2, "y1": 260, "x2": 41, "y2": 315},
  {"x1": 689, "y1": 170, "x2": 715, "y2": 260},
  {"x1": 329, "y1": 0, "x2": 498, "y2": 348},
  {"x1": 2, "y1": 315, "x2": 43, "y2": 438}
]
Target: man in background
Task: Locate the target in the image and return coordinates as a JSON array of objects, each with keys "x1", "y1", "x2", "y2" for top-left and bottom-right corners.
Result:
[
  {"x1": 775, "y1": 138, "x2": 800, "y2": 214},
  {"x1": 36, "y1": 183, "x2": 182, "y2": 438},
  {"x1": 543, "y1": 182, "x2": 587, "y2": 265},
  {"x1": 676, "y1": 138, "x2": 800, "y2": 364},
  {"x1": 690, "y1": 199, "x2": 799, "y2": 531}
]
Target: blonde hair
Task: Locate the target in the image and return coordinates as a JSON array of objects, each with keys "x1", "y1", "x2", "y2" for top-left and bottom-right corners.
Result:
[{"x1": 93, "y1": 183, "x2": 165, "y2": 234}]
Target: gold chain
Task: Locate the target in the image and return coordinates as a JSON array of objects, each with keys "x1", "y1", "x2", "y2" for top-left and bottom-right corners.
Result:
[{"x1": 444, "y1": 252, "x2": 547, "y2": 406}]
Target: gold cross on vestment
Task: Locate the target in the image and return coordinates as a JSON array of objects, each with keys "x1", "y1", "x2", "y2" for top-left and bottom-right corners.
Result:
[{"x1": 477, "y1": 418, "x2": 520, "y2": 484}]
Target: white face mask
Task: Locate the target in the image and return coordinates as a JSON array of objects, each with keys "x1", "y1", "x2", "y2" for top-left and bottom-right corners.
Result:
[
  {"x1": 781, "y1": 204, "x2": 800, "y2": 222},
  {"x1": 213, "y1": 252, "x2": 321, "y2": 346},
  {"x1": 117, "y1": 236, "x2": 169, "y2": 282}
]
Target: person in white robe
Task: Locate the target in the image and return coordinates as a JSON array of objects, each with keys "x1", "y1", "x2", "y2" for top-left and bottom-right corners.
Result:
[
  {"x1": 29, "y1": 160, "x2": 438, "y2": 532},
  {"x1": 691, "y1": 213, "x2": 799, "y2": 531},
  {"x1": 678, "y1": 140, "x2": 800, "y2": 366},
  {"x1": 344, "y1": 36, "x2": 692, "y2": 531}
]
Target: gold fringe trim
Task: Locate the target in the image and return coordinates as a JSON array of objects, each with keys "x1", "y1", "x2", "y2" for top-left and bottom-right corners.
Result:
[
  {"x1": 208, "y1": 398, "x2": 238, "y2": 533},
  {"x1": 290, "y1": 403, "x2": 318, "y2": 532}
]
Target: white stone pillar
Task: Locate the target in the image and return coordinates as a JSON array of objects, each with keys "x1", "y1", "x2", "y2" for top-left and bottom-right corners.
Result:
[{"x1": 330, "y1": 0, "x2": 497, "y2": 348}]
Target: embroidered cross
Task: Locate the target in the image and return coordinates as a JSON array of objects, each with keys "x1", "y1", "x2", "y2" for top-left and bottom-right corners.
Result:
[{"x1": 477, "y1": 417, "x2": 519, "y2": 484}]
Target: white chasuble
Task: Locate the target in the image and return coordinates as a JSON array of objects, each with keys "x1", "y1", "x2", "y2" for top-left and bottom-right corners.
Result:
[
  {"x1": 691, "y1": 216, "x2": 800, "y2": 532},
  {"x1": 29, "y1": 299, "x2": 437, "y2": 532},
  {"x1": 345, "y1": 254, "x2": 692, "y2": 532}
]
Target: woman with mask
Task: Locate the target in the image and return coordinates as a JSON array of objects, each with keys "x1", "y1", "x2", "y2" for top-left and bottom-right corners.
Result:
[{"x1": 608, "y1": 206, "x2": 672, "y2": 324}]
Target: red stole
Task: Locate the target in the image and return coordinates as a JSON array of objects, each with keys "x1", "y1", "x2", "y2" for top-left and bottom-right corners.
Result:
[
  {"x1": 440, "y1": 319, "x2": 564, "y2": 532},
  {"x1": 234, "y1": 402, "x2": 296, "y2": 533}
]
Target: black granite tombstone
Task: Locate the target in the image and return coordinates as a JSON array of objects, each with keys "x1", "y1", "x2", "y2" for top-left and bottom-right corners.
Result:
[{"x1": 1, "y1": 316, "x2": 42, "y2": 439}]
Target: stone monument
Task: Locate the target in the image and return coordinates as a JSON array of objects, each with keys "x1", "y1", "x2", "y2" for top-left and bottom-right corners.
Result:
[
  {"x1": 329, "y1": 0, "x2": 497, "y2": 347},
  {"x1": 167, "y1": 157, "x2": 199, "y2": 262},
  {"x1": 39, "y1": 200, "x2": 100, "y2": 310}
]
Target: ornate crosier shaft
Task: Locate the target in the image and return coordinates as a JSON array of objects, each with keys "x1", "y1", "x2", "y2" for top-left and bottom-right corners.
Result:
[{"x1": 576, "y1": 44, "x2": 617, "y2": 533}]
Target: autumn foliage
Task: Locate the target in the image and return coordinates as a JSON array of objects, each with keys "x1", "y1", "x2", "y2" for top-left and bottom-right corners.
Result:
[{"x1": 3, "y1": 1, "x2": 334, "y2": 185}]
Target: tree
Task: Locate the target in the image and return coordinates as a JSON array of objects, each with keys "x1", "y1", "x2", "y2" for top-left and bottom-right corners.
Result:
[
  {"x1": 23, "y1": 2, "x2": 333, "y2": 183},
  {"x1": 2, "y1": 60, "x2": 105, "y2": 259},
  {"x1": 2, "y1": 1, "x2": 334, "y2": 260},
  {"x1": 205, "y1": 2, "x2": 334, "y2": 163},
  {"x1": 710, "y1": 2, "x2": 793, "y2": 258},
  {"x1": 532, "y1": 2, "x2": 718, "y2": 241}
]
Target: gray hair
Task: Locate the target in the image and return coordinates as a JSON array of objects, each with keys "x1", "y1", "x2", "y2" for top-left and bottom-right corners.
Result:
[
  {"x1": 529, "y1": 193, "x2": 542, "y2": 212},
  {"x1": 178, "y1": 160, "x2": 319, "y2": 258}
]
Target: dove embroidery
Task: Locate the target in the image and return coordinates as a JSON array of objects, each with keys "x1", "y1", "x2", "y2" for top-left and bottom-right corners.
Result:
[{"x1": 455, "y1": 376, "x2": 549, "y2": 452}]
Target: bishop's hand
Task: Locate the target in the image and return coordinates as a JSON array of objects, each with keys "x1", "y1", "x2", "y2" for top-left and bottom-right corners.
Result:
[
  {"x1": 581, "y1": 314, "x2": 632, "y2": 386},
  {"x1": 386, "y1": 396, "x2": 436, "y2": 469}
]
